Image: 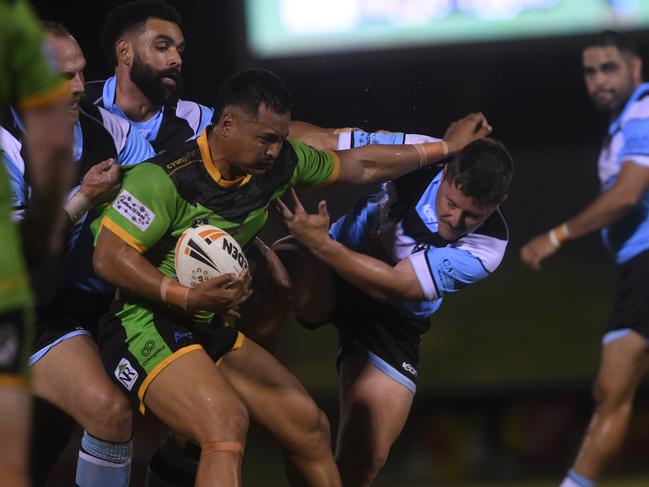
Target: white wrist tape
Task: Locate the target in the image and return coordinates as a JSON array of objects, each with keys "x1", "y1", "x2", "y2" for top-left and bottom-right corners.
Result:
[{"x1": 63, "y1": 191, "x2": 92, "y2": 223}]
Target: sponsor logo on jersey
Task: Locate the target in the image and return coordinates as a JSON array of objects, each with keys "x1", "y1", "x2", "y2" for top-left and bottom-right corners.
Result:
[
  {"x1": 421, "y1": 204, "x2": 436, "y2": 224},
  {"x1": 113, "y1": 190, "x2": 155, "y2": 231},
  {"x1": 115, "y1": 358, "x2": 139, "y2": 391},
  {"x1": 402, "y1": 361, "x2": 417, "y2": 377}
]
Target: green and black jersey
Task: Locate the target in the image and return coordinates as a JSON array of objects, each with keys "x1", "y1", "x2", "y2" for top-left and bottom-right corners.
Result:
[
  {"x1": 97, "y1": 127, "x2": 339, "y2": 282},
  {"x1": 93, "y1": 128, "x2": 339, "y2": 402},
  {"x1": 0, "y1": 0, "x2": 65, "y2": 383}
]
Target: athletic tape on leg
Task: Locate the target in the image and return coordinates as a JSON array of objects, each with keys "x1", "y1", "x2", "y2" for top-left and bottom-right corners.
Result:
[
  {"x1": 76, "y1": 431, "x2": 132, "y2": 487},
  {"x1": 200, "y1": 441, "x2": 245, "y2": 457}
]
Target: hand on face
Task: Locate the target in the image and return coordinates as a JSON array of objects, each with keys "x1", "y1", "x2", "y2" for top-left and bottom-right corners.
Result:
[
  {"x1": 443, "y1": 112, "x2": 493, "y2": 154},
  {"x1": 276, "y1": 189, "x2": 331, "y2": 251}
]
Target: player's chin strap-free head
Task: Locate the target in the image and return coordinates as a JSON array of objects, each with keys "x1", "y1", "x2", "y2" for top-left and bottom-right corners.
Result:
[{"x1": 201, "y1": 441, "x2": 245, "y2": 457}]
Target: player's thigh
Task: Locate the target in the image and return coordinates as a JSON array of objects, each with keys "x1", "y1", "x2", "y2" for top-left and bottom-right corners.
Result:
[
  {"x1": 218, "y1": 337, "x2": 326, "y2": 447},
  {"x1": 596, "y1": 330, "x2": 649, "y2": 402},
  {"x1": 338, "y1": 352, "x2": 414, "y2": 449},
  {"x1": 144, "y1": 348, "x2": 248, "y2": 445},
  {"x1": 31, "y1": 334, "x2": 128, "y2": 419}
]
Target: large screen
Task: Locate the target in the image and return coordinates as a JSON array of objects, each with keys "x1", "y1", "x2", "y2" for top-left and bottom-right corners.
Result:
[{"x1": 245, "y1": 0, "x2": 649, "y2": 58}]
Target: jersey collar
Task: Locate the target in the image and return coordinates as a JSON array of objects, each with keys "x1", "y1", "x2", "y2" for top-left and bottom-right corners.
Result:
[
  {"x1": 197, "y1": 127, "x2": 253, "y2": 188},
  {"x1": 609, "y1": 82, "x2": 649, "y2": 136}
]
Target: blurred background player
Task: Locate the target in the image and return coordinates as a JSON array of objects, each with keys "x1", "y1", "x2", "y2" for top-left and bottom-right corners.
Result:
[
  {"x1": 2, "y1": 21, "x2": 155, "y2": 487},
  {"x1": 0, "y1": 0, "x2": 72, "y2": 485},
  {"x1": 520, "y1": 31, "x2": 649, "y2": 487},
  {"x1": 274, "y1": 131, "x2": 512, "y2": 486}
]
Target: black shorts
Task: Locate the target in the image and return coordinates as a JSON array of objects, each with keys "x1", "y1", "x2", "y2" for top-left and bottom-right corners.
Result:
[
  {"x1": 0, "y1": 307, "x2": 33, "y2": 386},
  {"x1": 30, "y1": 288, "x2": 113, "y2": 366},
  {"x1": 331, "y1": 276, "x2": 429, "y2": 393},
  {"x1": 98, "y1": 300, "x2": 243, "y2": 414},
  {"x1": 605, "y1": 249, "x2": 649, "y2": 341}
]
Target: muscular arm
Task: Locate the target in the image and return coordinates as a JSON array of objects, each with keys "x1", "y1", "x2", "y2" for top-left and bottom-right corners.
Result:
[
  {"x1": 94, "y1": 226, "x2": 252, "y2": 314},
  {"x1": 564, "y1": 161, "x2": 649, "y2": 239},
  {"x1": 333, "y1": 112, "x2": 490, "y2": 185},
  {"x1": 309, "y1": 235, "x2": 424, "y2": 302},
  {"x1": 289, "y1": 121, "x2": 339, "y2": 150},
  {"x1": 521, "y1": 161, "x2": 649, "y2": 269},
  {"x1": 276, "y1": 192, "x2": 425, "y2": 302}
]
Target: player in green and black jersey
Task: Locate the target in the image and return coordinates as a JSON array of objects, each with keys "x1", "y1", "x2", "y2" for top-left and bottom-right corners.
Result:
[
  {"x1": 92, "y1": 68, "x2": 490, "y2": 486},
  {"x1": 0, "y1": 1, "x2": 72, "y2": 485}
]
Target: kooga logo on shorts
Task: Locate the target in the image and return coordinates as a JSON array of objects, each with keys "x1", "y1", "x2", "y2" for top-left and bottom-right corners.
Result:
[{"x1": 402, "y1": 362, "x2": 417, "y2": 377}]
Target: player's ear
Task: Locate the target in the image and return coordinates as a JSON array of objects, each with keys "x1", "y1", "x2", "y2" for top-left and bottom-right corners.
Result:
[
  {"x1": 116, "y1": 39, "x2": 132, "y2": 66},
  {"x1": 221, "y1": 111, "x2": 234, "y2": 136}
]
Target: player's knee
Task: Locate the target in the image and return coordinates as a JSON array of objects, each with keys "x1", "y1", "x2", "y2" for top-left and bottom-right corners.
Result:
[
  {"x1": 300, "y1": 407, "x2": 332, "y2": 453},
  {"x1": 592, "y1": 379, "x2": 633, "y2": 411},
  {"x1": 191, "y1": 398, "x2": 249, "y2": 446},
  {"x1": 86, "y1": 388, "x2": 132, "y2": 439}
]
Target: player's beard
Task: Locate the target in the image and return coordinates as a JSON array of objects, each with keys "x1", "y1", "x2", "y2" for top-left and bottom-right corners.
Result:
[{"x1": 130, "y1": 54, "x2": 183, "y2": 107}]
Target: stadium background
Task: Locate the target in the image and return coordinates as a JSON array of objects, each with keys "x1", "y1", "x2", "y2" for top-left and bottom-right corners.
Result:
[{"x1": 29, "y1": 1, "x2": 649, "y2": 485}]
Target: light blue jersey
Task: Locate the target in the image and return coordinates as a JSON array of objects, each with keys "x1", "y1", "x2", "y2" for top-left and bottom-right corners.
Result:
[
  {"x1": 87, "y1": 76, "x2": 214, "y2": 153},
  {"x1": 331, "y1": 130, "x2": 508, "y2": 319},
  {"x1": 599, "y1": 83, "x2": 649, "y2": 264},
  {"x1": 1, "y1": 102, "x2": 155, "y2": 298}
]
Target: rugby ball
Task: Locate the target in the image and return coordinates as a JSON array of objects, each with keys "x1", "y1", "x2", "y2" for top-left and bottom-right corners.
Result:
[{"x1": 174, "y1": 224, "x2": 248, "y2": 288}]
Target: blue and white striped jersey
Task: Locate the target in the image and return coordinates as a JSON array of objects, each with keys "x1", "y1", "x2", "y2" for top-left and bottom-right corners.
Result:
[
  {"x1": 1, "y1": 100, "x2": 155, "y2": 299},
  {"x1": 87, "y1": 76, "x2": 214, "y2": 153},
  {"x1": 330, "y1": 130, "x2": 508, "y2": 319},
  {"x1": 599, "y1": 82, "x2": 649, "y2": 264}
]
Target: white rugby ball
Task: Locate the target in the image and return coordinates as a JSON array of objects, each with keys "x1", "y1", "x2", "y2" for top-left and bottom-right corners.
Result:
[{"x1": 174, "y1": 224, "x2": 248, "y2": 288}]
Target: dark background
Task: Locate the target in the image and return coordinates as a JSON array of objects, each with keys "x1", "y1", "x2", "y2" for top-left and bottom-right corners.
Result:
[{"x1": 29, "y1": 1, "x2": 649, "y2": 485}]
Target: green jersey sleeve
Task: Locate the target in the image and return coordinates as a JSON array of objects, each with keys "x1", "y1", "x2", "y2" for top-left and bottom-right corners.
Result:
[
  {"x1": 98, "y1": 163, "x2": 178, "y2": 253},
  {"x1": 0, "y1": 0, "x2": 66, "y2": 112},
  {"x1": 288, "y1": 137, "x2": 340, "y2": 188}
]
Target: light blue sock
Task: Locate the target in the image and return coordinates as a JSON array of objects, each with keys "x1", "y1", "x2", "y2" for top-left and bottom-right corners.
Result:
[
  {"x1": 75, "y1": 431, "x2": 132, "y2": 487},
  {"x1": 559, "y1": 469, "x2": 596, "y2": 487}
]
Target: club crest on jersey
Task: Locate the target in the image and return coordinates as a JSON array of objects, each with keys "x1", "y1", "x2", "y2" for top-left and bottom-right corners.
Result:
[
  {"x1": 115, "y1": 358, "x2": 139, "y2": 391},
  {"x1": 113, "y1": 190, "x2": 155, "y2": 231}
]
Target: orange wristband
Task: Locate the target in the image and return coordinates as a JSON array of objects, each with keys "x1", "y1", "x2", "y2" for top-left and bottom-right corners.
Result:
[{"x1": 160, "y1": 277, "x2": 189, "y2": 310}]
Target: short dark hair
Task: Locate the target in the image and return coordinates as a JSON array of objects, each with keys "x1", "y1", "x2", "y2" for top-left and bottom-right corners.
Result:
[
  {"x1": 215, "y1": 68, "x2": 292, "y2": 119},
  {"x1": 100, "y1": 0, "x2": 182, "y2": 67},
  {"x1": 583, "y1": 30, "x2": 638, "y2": 56},
  {"x1": 444, "y1": 138, "x2": 513, "y2": 206},
  {"x1": 42, "y1": 21, "x2": 73, "y2": 40}
]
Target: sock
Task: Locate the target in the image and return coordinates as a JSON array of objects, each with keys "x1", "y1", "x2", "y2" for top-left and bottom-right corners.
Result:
[
  {"x1": 75, "y1": 431, "x2": 132, "y2": 487},
  {"x1": 560, "y1": 469, "x2": 596, "y2": 487},
  {"x1": 145, "y1": 436, "x2": 199, "y2": 487}
]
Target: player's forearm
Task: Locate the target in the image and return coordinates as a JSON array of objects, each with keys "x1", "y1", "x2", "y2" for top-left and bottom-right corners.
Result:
[
  {"x1": 289, "y1": 121, "x2": 338, "y2": 150},
  {"x1": 22, "y1": 107, "x2": 73, "y2": 266},
  {"x1": 336, "y1": 141, "x2": 447, "y2": 185},
  {"x1": 563, "y1": 186, "x2": 638, "y2": 241},
  {"x1": 310, "y1": 237, "x2": 404, "y2": 302},
  {"x1": 94, "y1": 229, "x2": 167, "y2": 301}
]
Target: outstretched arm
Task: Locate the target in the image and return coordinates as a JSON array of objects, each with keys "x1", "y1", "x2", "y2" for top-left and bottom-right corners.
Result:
[
  {"x1": 276, "y1": 190, "x2": 425, "y2": 302},
  {"x1": 520, "y1": 161, "x2": 649, "y2": 270},
  {"x1": 333, "y1": 112, "x2": 491, "y2": 185}
]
